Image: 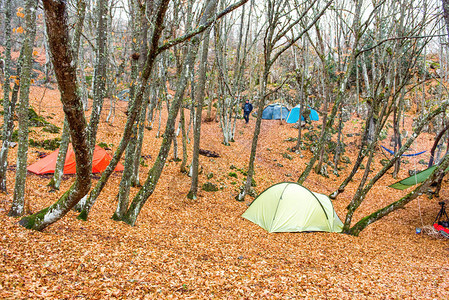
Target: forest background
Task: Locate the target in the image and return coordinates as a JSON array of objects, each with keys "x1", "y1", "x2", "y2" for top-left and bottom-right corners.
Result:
[{"x1": 0, "y1": 0, "x2": 448, "y2": 297}]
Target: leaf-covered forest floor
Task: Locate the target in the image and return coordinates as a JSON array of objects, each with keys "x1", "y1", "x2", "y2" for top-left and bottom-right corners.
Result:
[{"x1": 0, "y1": 84, "x2": 448, "y2": 299}]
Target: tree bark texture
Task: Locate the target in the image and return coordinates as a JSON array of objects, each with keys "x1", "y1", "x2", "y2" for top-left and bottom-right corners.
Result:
[
  {"x1": 0, "y1": 49, "x2": 22, "y2": 193},
  {"x1": 187, "y1": 0, "x2": 217, "y2": 199},
  {"x1": 50, "y1": 0, "x2": 87, "y2": 191},
  {"x1": 88, "y1": 0, "x2": 109, "y2": 151},
  {"x1": 0, "y1": 0, "x2": 14, "y2": 193},
  {"x1": 121, "y1": 0, "x2": 224, "y2": 225},
  {"x1": 9, "y1": 0, "x2": 38, "y2": 217},
  {"x1": 76, "y1": 0, "x2": 171, "y2": 220},
  {"x1": 121, "y1": 42, "x2": 199, "y2": 225},
  {"x1": 48, "y1": 117, "x2": 70, "y2": 190},
  {"x1": 18, "y1": 0, "x2": 92, "y2": 230}
]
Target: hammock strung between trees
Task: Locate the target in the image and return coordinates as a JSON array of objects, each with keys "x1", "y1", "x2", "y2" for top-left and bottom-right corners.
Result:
[
  {"x1": 389, "y1": 165, "x2": 449, "y2": 190},
  {"x1": 381, "y1": 146, "x2": 426, "y2": 157}
]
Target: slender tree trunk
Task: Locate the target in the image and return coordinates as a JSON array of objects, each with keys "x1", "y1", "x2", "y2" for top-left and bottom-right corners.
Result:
[
  {"x1": 48, "y1": 117, "x2": 70, "y2": 190},
  {"x1": 19, "y1": 1, "x2": 92, "y2": 230},
  {"x1": 392, "y1": 100, "x2": 402, "y2": 178},
  {"x1": 43, "y1": 20, "x2": 53, "y2": 83},
  {"x1": 333, "y1": 109, "x2": 344, "y2": 175},
  {"x1": 131, "y1": 1, "x2": 150, "y2": 186},
  {"x1": 0, "y1": 58, "x2": 21, "y2": 193},
  {"x1": 0, "y1": 0, "x2": 13, "y2": 193},
  {"x1": 298, "y1": 0, "x2": 363, "y2": 185},
  {"x1": 112, "y1": 124, "x2": 137, "y2": 220},
  {"x1": 76, "y1": 0, "x2": 171, "y2": 220},
  {"x1": 294, "y1": 41, "x2": 307, "y2": 152},
  {"x1": 122, "y1": 0, "x2": 221, "y2": 225},
  {"x1": 131, "y1": 94, "x2": 149, "y2": 187},
  {"x1": 180, "y1": 106, "x2": 188, "y2": 173},
  {"x1": 122, "y1": 38, "x2": 200, "y2": 225},
  {"x1": 428, "y1": 123, "x2": 449, "y2": 167},
  {"x1": 9, "y1": 0, "x2": 38, "y2": 217},
  {"x1": 187, "y1": 1, "x2": 217, "y2": 199},
  {"x1": 237, "y1": 69, "x2": 268, "y2": 201},
  {"x1": 50, "y1": 0, "x2": 86, "y2": 188},
  {"x1": 112, "y1": 0, "x2": 148, "y2": 220},
  {"x1": 88, "y1": 0, "x2": 109, "y2": 151}
]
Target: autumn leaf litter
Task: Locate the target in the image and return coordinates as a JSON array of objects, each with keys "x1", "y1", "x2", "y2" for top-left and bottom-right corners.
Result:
[{"x1": 0, "y1": 86, "x2": 448, "y2": 298}]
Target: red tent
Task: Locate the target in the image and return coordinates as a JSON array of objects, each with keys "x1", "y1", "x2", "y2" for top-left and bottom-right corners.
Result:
[{"x1": 27, "y1": 144, "x2": 124, "y2": 175}]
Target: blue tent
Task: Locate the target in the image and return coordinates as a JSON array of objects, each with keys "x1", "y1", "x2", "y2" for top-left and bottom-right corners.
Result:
[
  {"x1": 262, "y1": 103, "x2": 290, "y2": 120},
  {"x1": 286, "y1": 104, "x2": 319, "y2": 123}
]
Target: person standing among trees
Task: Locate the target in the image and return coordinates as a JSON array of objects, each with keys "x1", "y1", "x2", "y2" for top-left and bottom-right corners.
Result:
[{"x1": 243, "y1": 99, "x2": 253, "y2": 124}]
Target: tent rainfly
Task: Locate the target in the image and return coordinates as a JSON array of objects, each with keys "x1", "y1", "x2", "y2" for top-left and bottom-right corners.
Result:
[
  {"x1": 286, "y1": 104, "x2": 319, "y2": 123},
  {"x1": 242, "y1": 182, "x2": 343, "y2": 233},
  {"x1": 261, "y1": 103, "x2": 289, "y2": 120},
  {"x1": 27, "y1": 144, "x2": 124, "y2": 175}
]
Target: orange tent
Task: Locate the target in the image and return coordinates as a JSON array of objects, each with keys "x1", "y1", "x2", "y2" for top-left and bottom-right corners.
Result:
[{"x1": 27, "y1": 144, "x2": 124, "y2": 175}]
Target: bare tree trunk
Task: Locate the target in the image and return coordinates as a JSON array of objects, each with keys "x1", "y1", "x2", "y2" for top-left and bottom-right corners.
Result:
[
  {"x1": 77, "y1": 0, "x2": 249, "y2": 220},
  {"x1": 187, "y1": 0, "x2": 217, "y2": 199},
  {"x1": 180, "y1": 106, "x2": 188, "y2": 173},
  {"x1": 122, "y1": 37, "x2": 200, "y2": 225},
  {"x1": 50, "y1": 0, "x2": 86, "y2": 189},
  {"x1": 131, "y1": 91, "x2": 149, "y2": 186},
  {"x1": 333, "y1": 109, "x2": 344, "y2": 175},
  {"x1": 392, "y1": 97, "x2": 403, "y2": 178},
  {"x1": 428, "y1": 124, "x2": 449, "y2": 167},
  {"x1": 122, "y1": 0, "x2": 225, "y2": 225},
  {"x1": 113, "y1": 0, "x2": 149, "y2": 220},
  {"x1": 9, "y1": 0, "x2": 38, "y2": 217},
  {"x1": 0, "y1": 0, "x2": 14, "y2": 193},
  {"x1": 48, "y1": 118, "x2": 70, "y2": 190},
  {"x1": 298, "y1": 0, "x2": 363, "y2": 184},
  {"x1": 76, "y1": 0, "x2": 171, "y2": 220},
  {"x1": 19, "y1": 1, "x2": 92, "y2": 230},
  {"x1": 88, "y1": 0, "x2": 109, "y2": 151},
  {"x1": 442, "y1": 0, "x2": 449, "y2": 42}
]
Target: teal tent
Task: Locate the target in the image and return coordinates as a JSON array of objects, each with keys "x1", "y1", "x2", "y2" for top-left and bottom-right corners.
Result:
[
  {"x1": 286, "y1": 104, "x2": 319, "y2": 123},
  {"x1": 242, "y1": 182, "x2": 343, "y2": 233},
  {"x1": 390, "y1": 165, "x2": 449, "y2": 190}
]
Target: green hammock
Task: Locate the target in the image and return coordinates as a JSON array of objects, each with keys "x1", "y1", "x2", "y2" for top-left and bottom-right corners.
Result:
[{"x1": 389, "y1": 165, "x2": 449, "y2": 190}]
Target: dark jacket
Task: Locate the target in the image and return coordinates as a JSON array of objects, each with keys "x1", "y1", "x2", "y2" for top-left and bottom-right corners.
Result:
[{"x1": 243, "y1": 102, "x2": 253, "y2": 113}]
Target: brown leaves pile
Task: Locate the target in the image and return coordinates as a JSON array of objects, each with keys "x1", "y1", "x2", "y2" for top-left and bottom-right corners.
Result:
[{"x1": 0, "y1": 86, "x2": 448, "y2": 298}]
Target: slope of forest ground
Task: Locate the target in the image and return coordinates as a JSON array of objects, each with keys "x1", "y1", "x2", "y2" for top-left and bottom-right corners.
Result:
[{"x1": 0, "y1": 85, "x2": 448, "y2": 298}]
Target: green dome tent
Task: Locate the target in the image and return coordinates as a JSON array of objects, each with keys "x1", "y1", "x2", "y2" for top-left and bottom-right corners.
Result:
[{"x1": 242, "y1": 182, "x2": 343, "y2": 233}]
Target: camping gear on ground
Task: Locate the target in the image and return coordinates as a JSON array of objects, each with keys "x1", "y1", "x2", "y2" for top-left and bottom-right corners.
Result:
[
  {"x1": 381, "y1": 145, "x2": 426, "y2": 157},
  {"x1": 27, "y1": 144, "x2": 124, "y2": 175},
  {"x1": 433, "y1": 201, "x2": 449, "y2": 238},
  {"x1": 389, "y1": 165, "x2": 449, "y2": 190},
  {"x1": 286, "y1": 104, "x2": 319, "y2": 123},
  {"x1": 261, "y1": 103, "x2": 289, "y2": 120},
  {"x1": 242, "y1": 182, "x2": 343, "y2": 233}
]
